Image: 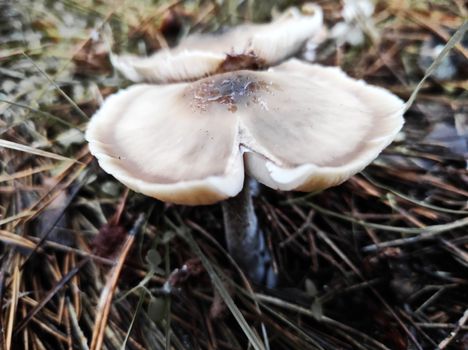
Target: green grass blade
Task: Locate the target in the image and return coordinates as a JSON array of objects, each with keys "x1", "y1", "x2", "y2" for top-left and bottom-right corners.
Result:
[{"x1": 405, "y1": 21, "x2": 468, "y2": 111}]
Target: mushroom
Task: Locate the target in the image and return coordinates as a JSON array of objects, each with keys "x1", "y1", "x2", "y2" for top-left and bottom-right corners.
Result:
[
  {"x1": 86, "y1": 58, "x2": 405, "y2": 285},
  {"x1": 110, "y1": 6, "x2": 323, "y2": 83}
]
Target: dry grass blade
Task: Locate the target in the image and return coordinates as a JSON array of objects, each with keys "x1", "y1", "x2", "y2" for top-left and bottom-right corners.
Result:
[
  {"x1": 67, "y1": 299, "x2": 89, "y2": 350},
  {"x1": 307, "y1": 202, "x2": 468, "y2": 234},
  {"x1": 22, "y1": 53, "x2": 89, "y2": 120},
  {"x1": 362, "y1": 229, "x2": 468, "y2": 252},
  {"x1": 26, "y1": 235, "x2": 114, "y2": 266},
  {"x1": 0, "y1": 211, "x2": 35, "y2": 227},
  {"x1": 20, "y1": 169, "x2": 91, "y2": 269},
  {"x1": 314, "y1": 225, "x2": 424, "y2": 350},
  {"x1": 5, "y1": 255, "x2": 20, "y2": 350},
  {"x1": 0, "y1": 98, "x2": 81, "y2": 130},
  {"x1": 187, "y1": 219, "x2": 271, "y2": 347},
  {"x1": 440, "y1": 239, "x2": 468, "y2": 267},
  {"x1": 0, "y1": 164, "x2": 56, "y2": 183},
  {"x1": 257, "y1": 303, "x2": 325, "y2": 350},
  {"x1": 0, "y1": 140, "x2": 79, "y2": 163},
  {"x1": 0, "y1": 230, "x2": 37, "y2": 250},
  {"x1": 120, "y1": 290, "x2": 145, "y2": 350},
  {"x1": 182, "y1": 229, "x2": 266, "y2": 350},
  {"x1": 255, "y1": 293, "x2": 391, "y2": 350},
  {"x1": 362, "y1": 172, "x2": 468, "y2": 215}
]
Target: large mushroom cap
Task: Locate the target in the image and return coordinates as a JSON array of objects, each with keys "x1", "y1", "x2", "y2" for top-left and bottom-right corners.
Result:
[
  {"x1": 86, "y1": 59, "x2": 405, "y2": 205},
  {"x1": 110, "y1": 6, "x2": 323, "y2": 83}
]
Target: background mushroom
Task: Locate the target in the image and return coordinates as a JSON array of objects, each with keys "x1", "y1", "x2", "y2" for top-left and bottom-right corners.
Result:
[
  {"x1": 110, "y1": 5, "x2": 323, "y2": 83},
  {"x1": 86, "y1": 59, "x2": 405, "y2": 284}
]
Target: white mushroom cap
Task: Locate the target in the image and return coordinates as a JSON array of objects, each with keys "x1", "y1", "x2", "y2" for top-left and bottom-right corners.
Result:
[
  {"x1": 86, "y1": 59, "x2": 405, "y2": 205},
  {"x1": 110, "y1": 6, "x2": 323, "y2": 83}
]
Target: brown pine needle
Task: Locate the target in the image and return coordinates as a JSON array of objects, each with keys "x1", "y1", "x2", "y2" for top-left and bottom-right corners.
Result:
[
  {"x1": 89, "y1": 214, "x2": 143, "y2": 350},
  {"x1": 5, "y1": 255, "x2": 21, "y2": 350},
  {"x1": 13, "y1": 258, "x2": 89, "y2": 336}
]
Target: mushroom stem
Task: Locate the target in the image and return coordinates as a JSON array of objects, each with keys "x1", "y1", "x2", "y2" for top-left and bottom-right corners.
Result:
[{"x1": 221, "y1": 177, "x2": 277, "y2": 287}]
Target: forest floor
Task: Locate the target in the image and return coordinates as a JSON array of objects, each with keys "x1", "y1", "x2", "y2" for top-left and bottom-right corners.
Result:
[{"x1": 0, "y1": 0, "x2": 467, "y2": 349}]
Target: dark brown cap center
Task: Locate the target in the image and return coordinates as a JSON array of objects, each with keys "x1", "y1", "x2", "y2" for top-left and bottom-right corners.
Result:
[{"x1": 189, "y1": 73, "x2": 270, "y2": 113}]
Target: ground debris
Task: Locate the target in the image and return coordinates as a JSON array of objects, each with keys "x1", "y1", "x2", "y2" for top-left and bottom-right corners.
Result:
[{"x1": 0, "y1": 1, "x2": 467, "y2": 349}]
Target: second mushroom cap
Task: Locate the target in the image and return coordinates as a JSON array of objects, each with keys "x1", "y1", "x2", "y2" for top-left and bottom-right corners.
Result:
[{"x1": 110, "y1": 6, "x2": 324, "y2": 83}]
